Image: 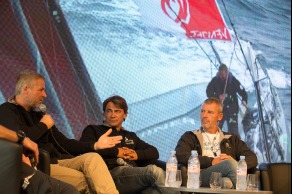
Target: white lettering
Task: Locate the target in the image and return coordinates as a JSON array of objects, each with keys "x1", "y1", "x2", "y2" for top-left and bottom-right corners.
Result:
[{"x1": 190, "y1": 28, "x2": 229, "y2": 40}]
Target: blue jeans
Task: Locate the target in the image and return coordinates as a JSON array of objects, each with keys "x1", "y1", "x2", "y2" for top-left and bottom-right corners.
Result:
[
  {"x1": 201, "y1": 159, "x2": 238, "y2": 188},
  {"x1": 110, "y1": 165, "x2": 178, "y2": 194}
]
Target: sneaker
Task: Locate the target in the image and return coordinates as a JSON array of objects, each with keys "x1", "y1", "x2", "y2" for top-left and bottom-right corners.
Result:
[{"x1": 222, "y1": 177, "x2": 234, "y2": 189}]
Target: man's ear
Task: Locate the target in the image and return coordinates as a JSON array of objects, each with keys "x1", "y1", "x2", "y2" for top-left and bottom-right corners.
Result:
[
  {"x1": 123, "y1": 113, "x2": 128, "y2": 121},
  {"x1": 218, "y1": 112, "x2": 223, "y2": 121}
]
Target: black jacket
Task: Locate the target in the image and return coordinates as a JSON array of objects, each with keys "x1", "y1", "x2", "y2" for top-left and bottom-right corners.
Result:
[
  {"x1": 206, "y1": 72, "x2": 247, "y2": 114},
  {"x1": 80, "y1": 124, "x2": 159, "y2": 169},
  {"x1": 0, "y1": 100, "x2": 95, "y2": 163},
  {"x1": 175, "y1": 128, "x2": 258, "y2": 170}
]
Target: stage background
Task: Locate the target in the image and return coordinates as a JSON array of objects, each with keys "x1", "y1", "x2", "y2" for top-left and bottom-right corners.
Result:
[{"x1": 0, "y1": 0, "x2": 290, "y2": 163}]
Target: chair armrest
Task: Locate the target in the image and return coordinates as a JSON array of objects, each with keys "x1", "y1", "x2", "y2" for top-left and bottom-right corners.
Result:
[
  {"x1": 0, "y1": 139, "x2": 22, "y2": 194},
  {"x1": 268, "y1": 163, "x2": 291, "y2": 194},
  {"x1": 37, "y1": 149, "x2": 51, "y2": 175}
]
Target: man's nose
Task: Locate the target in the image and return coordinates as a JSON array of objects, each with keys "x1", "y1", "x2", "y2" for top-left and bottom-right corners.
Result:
[{"x1": 43, "y1": 91, "x2": 47, "y2": 98}]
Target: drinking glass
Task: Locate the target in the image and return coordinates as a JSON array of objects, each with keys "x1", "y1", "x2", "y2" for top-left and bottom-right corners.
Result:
[
  {"x1": 168, "y1": 170, "x2": 182, "y2": 187},
  {"x1": 246, "y1": 174, "x2": 259, "y2": 191},
  {"x1": 209, "y1": 172, "x2": 222, "y2": 189}
]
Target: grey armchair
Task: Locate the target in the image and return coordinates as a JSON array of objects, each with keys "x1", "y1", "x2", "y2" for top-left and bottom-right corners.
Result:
[
  {"x1": 0, "y1": 139, "x2": 51, "y2": 194},
  {"x1": 259, "y1": 162, "x2": 291, "y2": 194},
  {"x1": 0, "y1": 139, "x2": 22, "y2": 194}
]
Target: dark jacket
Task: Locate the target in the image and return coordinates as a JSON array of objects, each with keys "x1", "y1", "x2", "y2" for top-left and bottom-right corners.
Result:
[
  {"x1": 80, "y1": 124, "x2": 159, "y2": 169},
  {"x1": 175, "y1": 128, "x2": 258, "y2": 169},
  {"x1": 206, "y1": 72, "x2": 247, "y2": 114},
  {"x1": 0, "y1": 100, "x2": 95, "y2": 164}
]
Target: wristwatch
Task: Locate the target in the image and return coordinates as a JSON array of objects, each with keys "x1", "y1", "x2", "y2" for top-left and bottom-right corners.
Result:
[{"x1": 17, "y1": 130, "x2": 26, "y2": 144}]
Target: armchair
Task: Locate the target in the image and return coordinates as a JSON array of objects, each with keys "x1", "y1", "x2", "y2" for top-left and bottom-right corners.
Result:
[
  {"x1": 0, "y1": 139, "x2": 22, "y2": 194},
  {"x1": 259, "y1": 163, "x2": 291, "y2": 194},
  {"x1": 0, "y1": 139, "x2": 51, "y2": 194}
]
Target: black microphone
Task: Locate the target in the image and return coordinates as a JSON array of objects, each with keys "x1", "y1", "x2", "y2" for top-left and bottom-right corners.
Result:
[{"x1": 116, "y1": 158, "x2": 132, "y2": 167}]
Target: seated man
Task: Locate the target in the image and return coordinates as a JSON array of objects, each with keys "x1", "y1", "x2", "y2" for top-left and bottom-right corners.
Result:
[
  {"x1": 0, "y1": 125, "x2": 79, "y2": 194},
  {"x1": 80, "y1": 95, "x2": 177, "y2": 194},
  {"x1": 0, "y1": 70, "x2": 122, "y2": 194},
  {"x1": 175, "y1": 98, "x2": 258, "y2": 188}
]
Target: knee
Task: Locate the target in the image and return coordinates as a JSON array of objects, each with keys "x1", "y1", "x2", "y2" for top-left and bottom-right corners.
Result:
[
  {"x1": 82, "y1": 152, "x2": 103, "y2": 161},
  {"x1": 223, "y1": 158, "x2": 238, "y2": 171},
  {"x1": 145, "y1": 165, "x2": 165, "y2": 183}
]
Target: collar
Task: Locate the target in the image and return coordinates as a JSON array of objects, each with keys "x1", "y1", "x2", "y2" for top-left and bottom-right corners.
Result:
[{"x1": 102, "y1": 123, "x2": 126, "y2": 131}]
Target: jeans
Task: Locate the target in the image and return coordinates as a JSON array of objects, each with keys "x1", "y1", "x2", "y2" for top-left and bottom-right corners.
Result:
[
  {"x1": 200, "y1": 158, "x2": 238, "y2": 188},
  {"x1": 110, "y1": 165, "x2": 178, "y2": 194}
]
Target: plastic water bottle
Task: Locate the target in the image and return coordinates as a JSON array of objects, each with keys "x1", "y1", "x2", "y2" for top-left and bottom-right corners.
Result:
[
  {"x1": 236, "y1": 155, "x2": 247, "y2": 190},
  {"x1": 165, "y1": 150, "x2": 178, "y2": 187},
  {"x1": 187, "y1": 150, "x2": 200, "y2": 189}
]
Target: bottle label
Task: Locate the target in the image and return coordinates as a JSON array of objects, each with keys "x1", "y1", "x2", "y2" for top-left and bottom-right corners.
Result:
[
  {"x1": 188, "y1": 165, "x2": 200, "y2": 173},
  {"x1": 167, "y1": 165, "x2": 177, "y2": 172},
  {"x1": 237, "y1": 169, "x2": 247, "y2": 176}
]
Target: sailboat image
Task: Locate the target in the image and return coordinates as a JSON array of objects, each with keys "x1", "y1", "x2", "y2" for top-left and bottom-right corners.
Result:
[{"x1": 0, "y1": 0, "x2": 290, "y2": 164}]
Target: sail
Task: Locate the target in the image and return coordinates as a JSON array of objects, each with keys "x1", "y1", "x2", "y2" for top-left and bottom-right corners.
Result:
[{"x1": 135, "y1": 0, "x2": 232, "y2": 41}]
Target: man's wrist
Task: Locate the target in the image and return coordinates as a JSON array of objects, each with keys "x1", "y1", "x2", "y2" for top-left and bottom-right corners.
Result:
[{"x1": 16, "y1": 130, "x2": 26, "y2": 144}]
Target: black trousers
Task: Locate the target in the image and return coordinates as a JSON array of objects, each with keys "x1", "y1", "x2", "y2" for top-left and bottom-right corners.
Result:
[{"x1": 21, "y1": 163, "x2": 79, "y2": 194}]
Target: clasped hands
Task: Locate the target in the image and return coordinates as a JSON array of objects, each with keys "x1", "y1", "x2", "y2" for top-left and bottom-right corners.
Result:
[
  {"x1": 118, "y1": 147, "x2": 138, "y2": 161},
  {"x1": 212, "y1": 153, "x2": 233, "y2": 165}
]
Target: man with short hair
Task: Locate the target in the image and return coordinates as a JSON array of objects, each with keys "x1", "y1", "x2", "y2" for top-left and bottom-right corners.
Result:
[
  {"x1": 0, "y1": 70, "x2": 122, "y2": 194},
  {"x1": 175, "y1": 98, "x2": 257, "y2": 189},
  {"x1": 206, "y1": 64, "x2": 248, "y2": 137},
  {"x1": 80, "y1": 95, "x2": 177, "y2": 194},
  {"x1": 0, "y1": 125, "x2": 79, "y2": 194}
]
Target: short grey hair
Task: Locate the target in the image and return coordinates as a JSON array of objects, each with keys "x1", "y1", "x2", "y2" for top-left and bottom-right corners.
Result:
[
  {"x1": 15, "y1": 70, "x2": 45, "y2": 95},
  {"x1": 204, "y1": 97, "x2": 223, "y2": 113}
]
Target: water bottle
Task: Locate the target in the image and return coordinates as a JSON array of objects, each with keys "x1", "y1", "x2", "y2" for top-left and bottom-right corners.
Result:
[
  {"x1": 187, "y1": 150, "x2": 200, "y2": 189},
  {"x1": 236, "y1": 155, "x2": 247, "y2": 190},
  {"x1": 165, "y1": 150, "x2": 178, "y2": 187}
]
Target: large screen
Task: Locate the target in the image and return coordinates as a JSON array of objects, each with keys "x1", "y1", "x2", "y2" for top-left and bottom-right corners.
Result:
[{"x1": 0, "y1": 0, "x2": 290, "y2": 163}]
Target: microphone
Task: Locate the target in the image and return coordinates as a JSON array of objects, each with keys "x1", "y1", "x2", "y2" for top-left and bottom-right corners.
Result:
[
  {"x1": 39, "y1": 104, "x2": 47, "y2": 115},
  {"x1": 116, "y1": 158, "x2": 132, "y2": 167}
]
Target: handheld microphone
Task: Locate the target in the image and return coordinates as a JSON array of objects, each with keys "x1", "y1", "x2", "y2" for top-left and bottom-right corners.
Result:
[
  {"x1": 116, "y1": 158, "x2": 132, "y2": 167},
  {"x1": 39, "y1": 104, "x2": 47, "y2": 115}
]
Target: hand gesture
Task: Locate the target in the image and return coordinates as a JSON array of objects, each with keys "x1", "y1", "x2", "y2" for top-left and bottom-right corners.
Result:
[{"x1": 94, "y1": 129, "x2": 122, "y2": 150}]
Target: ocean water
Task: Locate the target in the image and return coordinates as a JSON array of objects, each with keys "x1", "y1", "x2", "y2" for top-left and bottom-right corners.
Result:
[
  {"x1": 59, "y1": 0, "x2": 291, "y2": 162},
  {"x1": 217, "y1": 0, "x2": 291, "y2": 152}
]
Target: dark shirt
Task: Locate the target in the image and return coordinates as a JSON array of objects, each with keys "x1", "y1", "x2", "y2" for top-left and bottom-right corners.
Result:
[
  {"x1": 0, "y1": 101, "x2": 95, "y2": 163},
  {"x1": 80, "y1": 124, "x2": 159, "y2": 169},
  {"x1": 206, "y1": 72, "x2": 247, "y2": 113}
]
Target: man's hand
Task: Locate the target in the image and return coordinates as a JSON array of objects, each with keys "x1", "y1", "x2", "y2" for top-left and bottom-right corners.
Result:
[
  {"x1": 118, "y1": 147, "x2": 138, "y2": 160},
  {"x1": 211, "y1": 154, "x2": 233, "y2": 165},
  {"x1": 94, "y1": 129, "x2": 122, "y2": 150},
  {"x1": 242, "y1": 100, "x2": 247, "y2": 107},
  {"x1": 22, "y1": 154, "x2": 32, "y2": 166},
  {"x1": 22, "y1": 137, "x2": 39, "y2": 164},
  {"x1": 40, "y1": 114, "x2": 55, "y2": 129}
]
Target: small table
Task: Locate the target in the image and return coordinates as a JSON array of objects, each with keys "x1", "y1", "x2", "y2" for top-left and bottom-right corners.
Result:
[{"x1": 158, "y1": 186, "x2": 273, "y2": 194}]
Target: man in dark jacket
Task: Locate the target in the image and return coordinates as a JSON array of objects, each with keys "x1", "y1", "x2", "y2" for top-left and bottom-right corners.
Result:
[
  {"x1": 0, "y1": 125, "x2": 79, "y2": 194},
  {"x1": 0, "y1": 70, "x2": 122, "y2": 194},
  {"x1": 206, "y1": 64, "x2": 247, "y2": 137},
  {"x1": 80, "y1": 95, "x2": 177, "y2": 194},
  {"x1": 175, "y1": 98, "x2": 257, "y2": 189}
]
